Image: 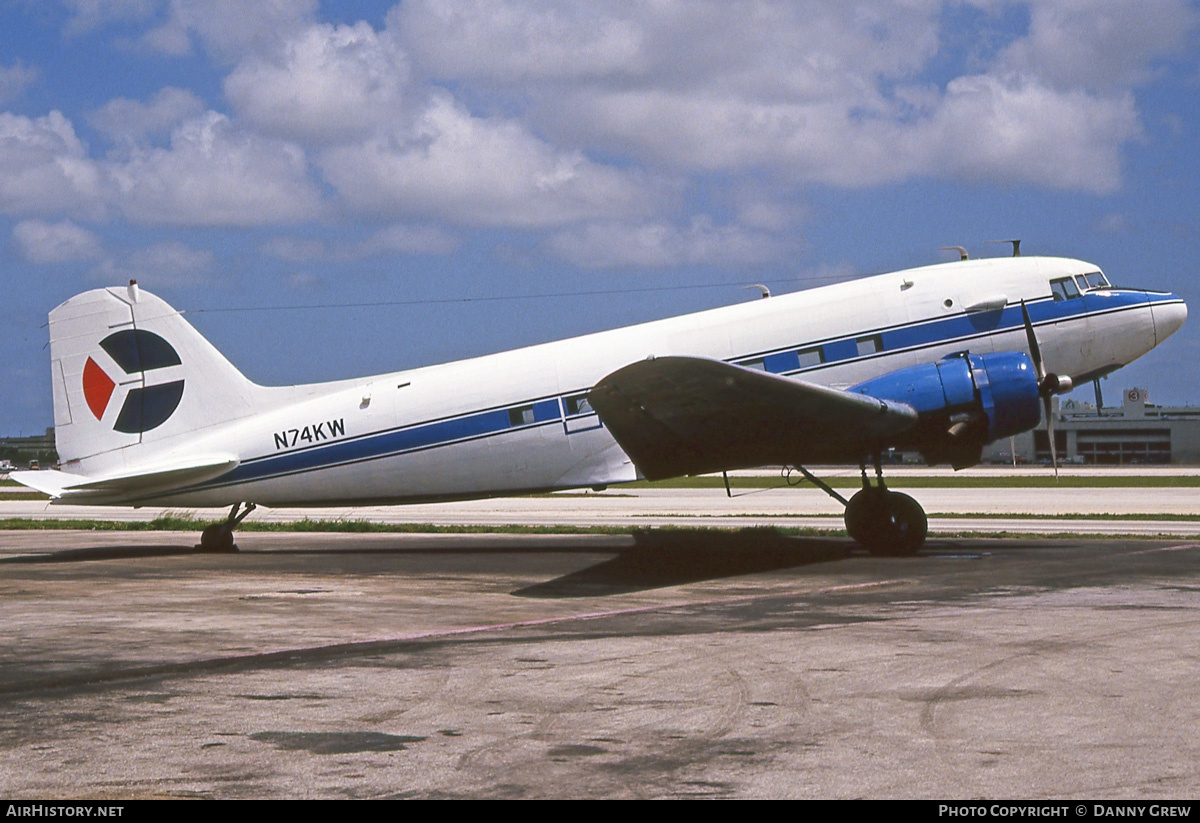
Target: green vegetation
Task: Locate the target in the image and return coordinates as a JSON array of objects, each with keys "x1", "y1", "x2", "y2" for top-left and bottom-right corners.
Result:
[{"x1": 0, "y1": 515, "x2": 637, "y2": 535}]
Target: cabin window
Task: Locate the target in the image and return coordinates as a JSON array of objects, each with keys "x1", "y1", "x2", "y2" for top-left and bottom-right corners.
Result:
[
  {"x1": 797, "y1": 347, "x2": 824, "y2": 368},
  {"x1": 508, "y1": 405, "x2": 536, "y2": 426},
  {"x1": 855, "y1": 335, "x2": 883, "y2": 357},
  {"x1": 1050, "y1": 277, "x2": 1081, "y2": 301},
  {"x1": 563, "y1": 393, "x2": 593, "y2": 417}
]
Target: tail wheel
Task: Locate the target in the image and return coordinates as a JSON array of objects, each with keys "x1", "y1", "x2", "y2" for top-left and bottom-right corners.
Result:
[
  {"x1": 197, "y1": 502, "x2": 255, "y2": 553},
  {"x1": 844, "y1": 488, "x2": 927, "y2": 557},
  {"x1": 199, "y1": 522, "x2": 236, "y2": 553}
]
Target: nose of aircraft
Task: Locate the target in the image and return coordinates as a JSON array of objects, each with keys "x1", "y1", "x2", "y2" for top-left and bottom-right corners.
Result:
[{"x1": 1151, "y1": 295, "x2": 1188, "y2": 346}]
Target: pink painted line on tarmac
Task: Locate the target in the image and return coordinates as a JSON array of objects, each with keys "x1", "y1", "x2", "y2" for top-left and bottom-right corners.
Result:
[
  {"x1": 373, "y1": 578, "x2": 915, "y2": 645},
  {"x1": 1118, "y1": 543, "x2": 1200, "y2": 557}
]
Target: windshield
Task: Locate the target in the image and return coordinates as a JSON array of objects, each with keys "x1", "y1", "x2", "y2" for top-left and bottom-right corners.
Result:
[{"x1": 1075, "y1": 271, "x2": 1110, "y2": 291}]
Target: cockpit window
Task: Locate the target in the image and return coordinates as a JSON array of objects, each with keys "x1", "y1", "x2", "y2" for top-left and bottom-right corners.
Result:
[
  {"x1": 1082, "y1": 271, "x2": 1109, "y2": 289},
  {"x1": 1050, "y1": 277, "x2": 1081, "y2": 301}
]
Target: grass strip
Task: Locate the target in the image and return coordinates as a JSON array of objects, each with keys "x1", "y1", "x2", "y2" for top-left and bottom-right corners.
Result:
[{"x1": 632, "y1": 511, "x2": 1200, "y2": 522}]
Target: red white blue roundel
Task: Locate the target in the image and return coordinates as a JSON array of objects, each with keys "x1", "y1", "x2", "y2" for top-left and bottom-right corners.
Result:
[{"x1": 82, "y1": 330, "x2": 184, "y2": 433}]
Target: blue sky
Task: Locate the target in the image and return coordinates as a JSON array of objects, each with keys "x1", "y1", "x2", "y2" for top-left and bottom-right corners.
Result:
[{"x1": 1, "y1": 0, "x2": 1198, "y2": 436}]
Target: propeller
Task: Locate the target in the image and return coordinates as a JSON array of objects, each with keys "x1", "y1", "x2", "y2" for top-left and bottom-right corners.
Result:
[{"x1": 1020, "y1": 301, "x2": 1073, "y2": 475}]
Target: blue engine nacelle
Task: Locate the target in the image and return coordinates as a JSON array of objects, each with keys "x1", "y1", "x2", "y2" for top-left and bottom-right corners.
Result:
[{"x1": 849, "y1": 352, "x2": 1042, "y2": 468}]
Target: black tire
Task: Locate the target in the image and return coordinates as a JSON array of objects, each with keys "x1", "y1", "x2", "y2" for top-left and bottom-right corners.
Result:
[
  {"x1": 199, "y1": 522, "x2": 237, "y2": 553},
  {"x1": 844, "y1": 486, "x2": 885, "y2": 545},
  {"x1": 844, "y1": 488, "x2": 927, "y2": 557}
]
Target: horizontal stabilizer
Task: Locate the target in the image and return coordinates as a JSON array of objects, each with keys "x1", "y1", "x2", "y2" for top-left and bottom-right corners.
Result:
[
  {"x1": 11, "y1": 455, "x2": 238, "y2": 502},
  {"x1": 9, "y1": 469, "x2": 91, "y2": 498},
  {"x1": 589, "y1": 356, "x2": 918, "y2": 480}
]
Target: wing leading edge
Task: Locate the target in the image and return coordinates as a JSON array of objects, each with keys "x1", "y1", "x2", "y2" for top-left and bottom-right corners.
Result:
[{"x1": 588, "y1": 356, "x2": 918, "y2": 480}]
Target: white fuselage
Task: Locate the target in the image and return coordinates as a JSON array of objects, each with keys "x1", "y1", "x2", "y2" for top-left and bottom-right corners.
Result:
[{"x1": 83, "y1": 256, "x2": 1186, "y2": 507}]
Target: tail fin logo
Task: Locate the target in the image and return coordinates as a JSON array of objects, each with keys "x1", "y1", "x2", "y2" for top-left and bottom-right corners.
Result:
[{"x1": 82, "y1": 330, "x2": 185, "y2": 433}]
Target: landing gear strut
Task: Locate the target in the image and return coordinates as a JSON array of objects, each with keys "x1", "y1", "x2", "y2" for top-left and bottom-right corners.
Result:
[
  {"x1": 793, "y1": 455, "x2": 927, "y2": 556},
  {"x1": 198, "y1": 502, "x2": 257, "y2": 553}
]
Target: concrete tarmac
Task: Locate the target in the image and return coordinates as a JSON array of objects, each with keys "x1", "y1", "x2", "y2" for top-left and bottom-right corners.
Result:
[{"x1": 2, "y1": 529, "x2": 1200, "y2": 799}]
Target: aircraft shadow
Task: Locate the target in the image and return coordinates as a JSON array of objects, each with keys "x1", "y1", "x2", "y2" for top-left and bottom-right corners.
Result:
[
  {"x1": 0, "y1": 529, "x2": 850, "y2": 598},
  {"x1": 0, "y1": 545, "x2": 201, "y2": 564},
  {"x1": 513, "y1": 528, "x2": 849, "y2": 598}
]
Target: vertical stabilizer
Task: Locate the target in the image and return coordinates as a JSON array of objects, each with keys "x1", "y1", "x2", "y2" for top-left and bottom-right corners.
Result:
[{"x1": 49, "y1": 286, "x2": 266, "y2": 472}]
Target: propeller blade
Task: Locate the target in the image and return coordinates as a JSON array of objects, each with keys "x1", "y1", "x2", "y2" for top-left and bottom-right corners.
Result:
[
  {"x1": 1024, "y1": 299, "x2": 1061, "y2": 476},
  {"x1": 1045, "y1": 395, "x2": 1058, "y2": 478},
  {"x1": 1020, "y1": 300, "x2": 1047, "y2": 383}
]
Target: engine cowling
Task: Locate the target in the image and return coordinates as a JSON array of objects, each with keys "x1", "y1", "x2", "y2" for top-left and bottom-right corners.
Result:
[{"x1": 849, "y1": 351, "x2": 1041, "y2": 468}]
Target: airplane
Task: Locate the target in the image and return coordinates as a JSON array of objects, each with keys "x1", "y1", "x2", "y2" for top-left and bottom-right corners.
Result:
[{"x1": 10, "y1": 250, "x2": 1187, "y2": 556}]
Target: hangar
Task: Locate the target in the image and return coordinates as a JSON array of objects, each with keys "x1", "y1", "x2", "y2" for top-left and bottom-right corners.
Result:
[{"x1": 984, "y1": 388, "x2": 1200, "y2": 465}]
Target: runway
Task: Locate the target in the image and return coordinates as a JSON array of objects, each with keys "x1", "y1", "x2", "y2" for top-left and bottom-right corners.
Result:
[{"x1": 3, "y1": 528, "x2": 1200, "y2": 798}]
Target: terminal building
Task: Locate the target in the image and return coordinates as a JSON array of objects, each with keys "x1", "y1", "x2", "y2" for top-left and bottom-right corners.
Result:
[{"x1": 982, "y1": 388, "x2": 1200, "y2": 465}]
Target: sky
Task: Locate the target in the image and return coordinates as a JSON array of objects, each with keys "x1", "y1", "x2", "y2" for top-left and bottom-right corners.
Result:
[{"x1": 1, "y1": 0, "x2": 1199, "y2": 437}]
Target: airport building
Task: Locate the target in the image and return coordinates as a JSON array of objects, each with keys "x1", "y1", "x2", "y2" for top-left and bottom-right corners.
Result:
[
  {"x1": 983, "y1": 388, "x2": 1200, "y2": 465},
  {"x1": 0, "y1": 428, "x2": 57, "y2": 469}
]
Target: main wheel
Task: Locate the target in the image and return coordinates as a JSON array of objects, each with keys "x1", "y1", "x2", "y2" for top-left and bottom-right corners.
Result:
[
  {"x1": 199, "y1": 522, "x2": 237, "y2": 553},
  {"x1": 843, "y1": 486, "x2": 885, "y2": 545},
  {"x1": 844, "y1": 488, "x2": 927, "y2": 557}
]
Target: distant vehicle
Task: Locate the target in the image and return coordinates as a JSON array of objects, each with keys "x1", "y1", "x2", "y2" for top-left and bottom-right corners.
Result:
[
  {"x1": 10, "y1": 256, "x2": 1187, "y2": 555},
  {"x1": 27, "y1": 459, "x2": 39, "y2": 470}
]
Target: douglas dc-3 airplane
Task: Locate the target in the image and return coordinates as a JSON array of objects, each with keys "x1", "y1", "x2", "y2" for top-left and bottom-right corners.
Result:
[{"x1": 11, "y1": 250, "x2": 1187, "y2": 556}]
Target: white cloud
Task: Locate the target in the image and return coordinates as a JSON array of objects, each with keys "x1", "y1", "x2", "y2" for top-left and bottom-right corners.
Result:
[
  {"x1": 6, "y1": 1, "x2": 1182, "y2": 248},
  {"x1": 262, "y1": 223, "x2": 460, "y2": 262},
  {"x1": 286, "y1": 270, "x2": 319, "y2": 289},
  {"x1": 914, "y1": 73, "x2": 1141, "y2": 193},
  {"x1": 89, "y1": 86, "x2": 206, "y2": 145},
  {"x1": 108, "y1": 110, "x2": 324, "y2": 225},
  {"x1": 319, "y1": 92, "x2": 659, "y2": 228},
  {"x1": 395, "y1": 1, "x2": 1159, "y2": 193},
  {"x1": 225, "y1": 21, "x2": 411, "y2": 143},
  {"x1": 141, "y1": 0, "x2": 319, "y2": 62},
  {"x1": 393, "y1": 0, "x2": 646, "y2": 83},
  {"x1": 12, "y1": 219, "x2": 103, "y2": 264},
  {"x1": 261, "y1": 235, "x2": 325, "y2": 263},
  {"x1": 0, "y1": 111, "x2": 104, "y2": 217},
  {"x1": 995, "y1": 0, "x2": 1200, "y2": 92},
  {"x1": 548, "y1": 217, "x2": 789, "y2": 269},
  {"x1": 0, "y1": 62, "x2": 39, "y2": 106},
  {"x1": 361, "y1": 223, "x2": 460, "y2": 256},
  {"x1": 0, "y1": 107, "x2": 324, "y2": 226},
  {"x1": 92, "y1": 240, "x2": 214, "y2": 286},
  {"x1": 60, "y1": 0, "x2": 155, "y2": 37}
]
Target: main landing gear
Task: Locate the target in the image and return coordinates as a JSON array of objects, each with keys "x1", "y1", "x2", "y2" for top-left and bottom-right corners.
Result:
[
  {"x1": 198, "y1": 502, "x2": 257, "y2": 553},
  {"x1": 793, "y1": 457, "x2": 928, "y2": 556}
]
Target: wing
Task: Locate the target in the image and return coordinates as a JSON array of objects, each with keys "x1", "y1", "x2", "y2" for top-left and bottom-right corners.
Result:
[{"x1": 588, "y1": 356, "x2": 917, "y2": 480}]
